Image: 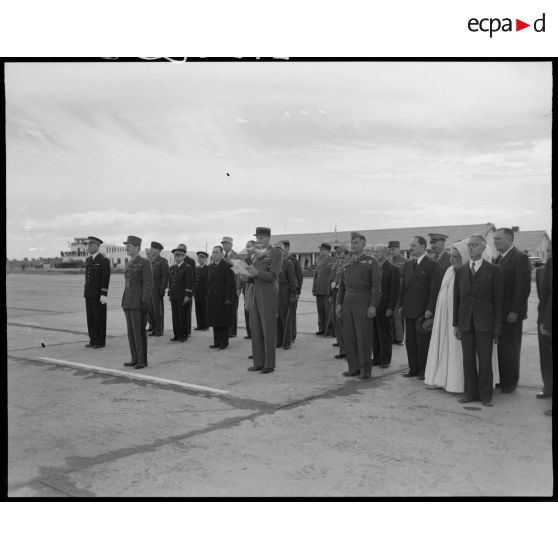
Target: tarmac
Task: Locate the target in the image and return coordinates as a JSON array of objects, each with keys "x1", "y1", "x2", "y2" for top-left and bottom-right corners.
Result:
[{"x1": 7, "y1": 272, "x2": 553, "y2": 497}]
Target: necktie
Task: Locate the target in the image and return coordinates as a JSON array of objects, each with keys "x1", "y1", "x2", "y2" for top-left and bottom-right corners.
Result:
[{"x1": 471, "y1": 262, "x2": 476, "y2": 276}]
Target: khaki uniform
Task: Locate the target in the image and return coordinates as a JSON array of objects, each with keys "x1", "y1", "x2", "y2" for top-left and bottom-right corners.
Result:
[
  {"x1": 277, "y1": 257, "x2": 298, "y2": 348},
  {"x1": 329, "y1": 256, "x2": 349, "y2": 354}
]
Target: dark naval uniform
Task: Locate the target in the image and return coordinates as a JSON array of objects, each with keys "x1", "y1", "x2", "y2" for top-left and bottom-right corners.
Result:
[
  {"x1": 122, "y1": 251, "x2": 153, "y2": 367},
  {"x1": 276, "y1": 257, "x2": 298, "y2": 349},
  {"x1": 84, "y1": 251, "x2": 111, "y2": 347},
  {"x1": 169, "y1": 260, "x2": 194, "y2": 341},
  {"x1": 149, "y1": 253, "x2": 170, "y2": 336},
  {"x1": 433, "y1": 251, "x2": 451, "y2": 276},
  {"x1": 194, "y1": 262, "x2": 209, "y2": 330},
  {"x1": 286, "y1": 253, "x2": 303, "y2": 342},
  {"x1": 223, "y1": 248, "x2": 240, "y2": 337},
  {"x1": 207, "y1": 259, "x2": 236, "y2": 348},
  {"x1": 337, "y1": 253, "x2": 381, "y2": 379},
  {"x1": 249, "y1": 234, "x2": 282, "y2": 372}
]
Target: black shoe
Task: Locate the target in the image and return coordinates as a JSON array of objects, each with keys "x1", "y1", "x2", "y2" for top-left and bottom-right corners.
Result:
[
  {"x1": 481, "y1": 401, "x2": 493, "y2": 407},
  {"x1": 334, "y1": 354, "x2": 346, "y2": 359},
  {"x1": 93, "y1": 344, "x2": 105, "y2": 349},
  {"x1": 276, "y1": 344, "x2": 282, "y2": 348},
  {"x1": 248, "y1": 366, "x2": 263, "y2": 372},
  {"x1": 219, "y1": 345, "x2": 228, "y2": 350},
  {"x1": 229, "y1": 334, "x2": 237, "y2": 338},
  {"x1": 359, "y1": 374, "x2": 371, "y2": 381},
  {"x1": 209, "y1": 344, "x2": 220, "y2": 349},
  {"x1": 134, "y1": 363, "x2": 147, "y2": 369},
  {"x1": 155, "y1": 333, "x2": 164, "y2": 337},
  {"x1": 244, "y1": 336, "x2": 252, "y2": 339},
  {"x1": 544, "y1": 409, "x2": 552, "y2": 417},
  {"x1": 124, "y1": 361, "x2": 137, "y2": 367},
  {"x1": 170, "y1": 337, "x2": 180, "y2": 342},
  {"x1": 283, "y1": 345, "x2": 291, "y2": 350},
  {"x1": 501, "y1": 387, "x2": 516, "y2": 394},
  {"x1": 536, "y1": 392, "x2": 551, "y2": 399},
  {"x1": 179, "y1": 338, "x2": 187, "y2": 342},
  {"x1": 402, "y1": 372, "x2": 416, "y2": 377},
  {"x1": 416, "y1": 375, "x2": 425, "y2": 380},
  {"x1": 146, "y1": 328, "x2": 153, "y2": 333},
  {"x1": 85, "y1": 343, "x2": 95, "y2": 348},
  {"x1": 332, "y1": 343, "x2": 339, "y2": 347},
  {"x1": 315, "y1": 331, "x2": 325, "y2": 336},
  {"x1": 148, "y1": 332, "x2": 156, "y2": 336},
  {"x1": 261, "y1": 368, "x2": 274, "y2": 374},
  {"x1": 371, "y1": 359, "x2": 380, "y2": 365},
  {"x1": 380, "y1": 363, "x2": 390, "y2": 369},
  {"x1": 343, "y1": 370, "x2": 360, "y2": 377},
  {"x1": 194, "y1": 327, "x2": 203, "y2": 331},
  {"x1": 248, "y1": 355, "x2": 253, "y2": 359},
  {"x1": 394, "y1": 341, "x2": 404, "y2": 346},
  {"x1": 459, "y1": 397, "x2": 474, "y2": 404}
]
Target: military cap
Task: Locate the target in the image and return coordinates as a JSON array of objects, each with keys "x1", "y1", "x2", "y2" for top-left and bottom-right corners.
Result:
[
  {"x1": 319, "y1": 243, "x2": 332, "y2": 251},
  {"x1": 388, "y1": 240, "x2": 400, "y2": 249},
  {"x1": 87, "y1": 236, "x2": 103, "y2": 245},
  {"x1": 221, "y1": 236, "x2": 233, "y2": 244},
  {"x1": 150, "y1": 241, "x2": 164, "y2": 250},
  {"x1": 171, "y1": 247, "x2": 186, "y2": 255},
  {"x1": 254, "y1": 227, "x2": 271, "y2": 237},
  {"x1": 351, "y1": 232, "x2": 366, "y2": 242},
  {"x1": 123, "y1": 235, "x2": 142, "y2": 246},
  {"x1": 197, "y1": 251, "x2": 209, "y2": 258},
  {"x1": 280, "y1": 240, "x2": 290, "y2": 247},
  {"x1": 428, "y1": 233, "x2": 449, "y2": 241},
  {"x1": 274, "y1": 241, "x2": 285, "y2": 251}
]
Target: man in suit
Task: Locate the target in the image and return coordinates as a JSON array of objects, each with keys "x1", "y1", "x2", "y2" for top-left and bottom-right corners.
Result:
[
  {"x1": 428, "y1": 232, "x2": 451, "y2": 276},
  {"x1": 275, "y1": 242, "x2": 298, "y2": 350},
  {"x1": 281, "y1": 240, "x2": 303, "y2": 344},
  {"x1": 147, "y1": 241, "x2": 169, "y2": 337},
  {"x1": 372, "y1": 244, "x2": 400, "y2": 368},
  {"x1": 84, "y1": 236, "x2": 111, "y2": 349},
  {"x1": 177, "y1": 243, "x2": 196, "y2": 337},
  {"x1": 245, "y1": 227, "x2": 282, "y2": 374},
  {"x1": 194, "y1": 251, "x2": 210, "y2": 331},
  {"x1": 221, "y1": 236, "x2": 240, "y2": 338},
  {"x1": 336, "y1": 232, "x2": 381, "y2": 380},
  {"x1": 330, "y1": 244, "x2": 350, "y2": 359},
  {"x1": 493, "y1": 228, "x2": 532, "y2": 393},
  {"x1": 207, "y1": 245, "x2": 236, "y2": 349},
  {"x1": 454, "y1": 235, "x2": 503, "y2": 406},
  {"x1": 313, "y1": 243, "x2": 333, "y2": 336},
  {"x1": 401, "y1": 236, "x2": 442, "y2": 380},
  {"x1": 388, "y1": 240, "x2": 407, "y2": 344},
  {"x1": 535, "y1": 241, "x2": 552, "y2": 404},
  {"x1": 240, "y1": 240, "x2": 257, "y2": 339},
  {"x1": 122, "y1": 236, "x2": 153, "y2": 369},
  {"x1": 168, "y1": 247, "x2": 194, "y2": 342}
]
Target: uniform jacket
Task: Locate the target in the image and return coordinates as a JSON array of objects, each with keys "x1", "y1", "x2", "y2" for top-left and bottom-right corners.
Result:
[
  {"x1": 252, "y1": 245, "x2": 282, "y2": 285},
  {"x1": 401, "y1": 255, "x2": 442, "y2": 318},
  {"x1": 151, "y1": 255, "x2": 170, "y2": 296},
  {"x1": 312, "y1": 254, "x2": 333, "y2": 296},
  {"x1": 337, "y1": 253, "x2": 381, "y2": 309},
  {"x1": 84, "y1": 252, "x2": 111, "y2": 299},
  {"x1": 287, "y1": 254, "x2": 303, "y2": 295},
  {"x1": 536, "y1": 260, "x2": 552, "y2": 333},
  {"x1": 453, "y1": 260, "x2": 503, "y2": 334},
  {"x1": 433, "y1": 251, "x2": 451, "y2": 276},
  {"x1": 206, "y1": 259, "x2": 236, "y2": 327},
  {"x1": 121, "y1": 255, "x2": 153, "y2": 310},
  {"x1": 240, "y1": 252, "x2": 256, "y2": 295},
  {"x1": 168, "y1": 262, "x2": 194, "y2": 301},
  {"x1": 184, "y1": 255, "x2": 197, "y2": 278},
  {"x1": 278, "y1": 258, "x2": 298, "y2": 295},
  {"x1": 329, "y1": 256, "x2": 349, "y2": 297},
  {"x1": 494, "y1": 246, "x2": 532, "y2": 320},
  {"x1": 194, "y1": 264, "x2": 209, "y2": 295},
  {"x1": 377, "y1": 259, "x2": 401, "y2": 314}
]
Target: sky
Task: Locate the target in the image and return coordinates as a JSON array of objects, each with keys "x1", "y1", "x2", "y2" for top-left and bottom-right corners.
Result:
[{"x1": 5, "y1": 61, "x2": 552, "y2": 259}]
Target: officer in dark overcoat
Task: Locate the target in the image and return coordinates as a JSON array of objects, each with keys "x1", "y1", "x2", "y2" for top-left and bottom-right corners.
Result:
[
  {"x1": 122, "y1": 235, "x2": 153, "y2": 369},
  {"x1": 194, "y1": 251, "x2": 210, "y2": 331},
  {"x1": 168, "y1": 247, "x2": 194, "y2": 342},
  {"x1": 84, "y1": 236, "x2": 111, "y2": 348},
  {"x1": 147, "y1": 241, "x2": 169, "y2": 336}
]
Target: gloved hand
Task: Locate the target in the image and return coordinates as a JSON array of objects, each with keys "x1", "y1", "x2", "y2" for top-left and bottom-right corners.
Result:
[{"x1": 100, "y1": 295, "x2": 107, "y2": 305}]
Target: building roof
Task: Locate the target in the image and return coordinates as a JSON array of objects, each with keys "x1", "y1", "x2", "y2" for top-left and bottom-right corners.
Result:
[
  {"x1": 513, "y1": 230, "x2": 550, "y2": 252},
  {"x1": 272, "y1": 223, "x2": 496, "y2": 253}
]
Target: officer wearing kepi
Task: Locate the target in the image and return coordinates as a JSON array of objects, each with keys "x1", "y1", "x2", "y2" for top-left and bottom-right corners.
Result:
[
  {"x1": 122, "y1": 236, "x2": 153, "y2": 369},
  {"x1": 84, "y1": 236, "x2": 111, "y2": 349},
  {"x1": 147, "y1": 241, "x2": 170, "y2": 336}
]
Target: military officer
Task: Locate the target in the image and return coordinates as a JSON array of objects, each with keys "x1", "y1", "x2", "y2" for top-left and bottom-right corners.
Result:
[
  {"x1": 245, "y1": 227, "x2": 282, "y2": 374},
  {"x1": 428, "y1": 232, "x2": 451, "y2": 275},
  {"x1": 84, "y1": 236, "x2": 111, "y2": 349},
  {"x1": 177, "y1": 243, "x2": 197, "y2": 336},
  {"x1": 221, "y1": 236, "x2": 240, "y2": 338},
  {"x1": 313, "y1": 243, "x2": 334, "y2": 336},
  {"x1": 329, "y1": 243, "x2": 350, "y2": 359},
  {"x1": 336, "y1": 232, "x2": 381, "y2": 380},
  {"x1": 388, "y1": 240, "x2": 407, "y2": 345},
  {"x1": 194, "y1": 251, "x2": 210, "y2": 331},
  {"x1": 281, "y1": 240, "x2": 303, "y2": 344},
  {"x1": 147, "y1": 241, "x2": 170, "y2": 336},
  {"x1": 168, "y1": 247, "x2": 194, "y2": 342},
  {"x1": 122, "y1": 236, "x2": 153, "y2": 369},
  {"x1": 275, "y1": 242, "x2": 298, "y2": 350},
  {"x1": 144, "y1": 247, "x2": 155, "y2": 332}
]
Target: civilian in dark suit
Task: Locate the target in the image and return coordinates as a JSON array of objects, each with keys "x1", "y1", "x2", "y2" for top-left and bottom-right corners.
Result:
[
  {"x1": 194, "y1": 251, "x2": 210, "y2": 331},
  {"x1": 401, "y1": 236, "x2": 442, "y2": 380},
  {"x1": 454, "y1": 235, "x2": 503, "y2": 406},
  {"x1": 493, "y1": 228, "x2": 532, "y2": 393},
  {"x1": 122, "y1": 236, "x2": 153, "y2": 369},
  {"x1": 372, "y1": 244, "x2": 400, "y2": 368},
  {"x1": 207, "y1": 245, "x2": 236, "y2": 349},
  {"x1": 84, "y1": 236, "x2": 111, "y2": 348},
  {"x1": 168, "y1": 247, "x2": 194, "y2": 342},
  {"x1": 535, "y1": 242, "x2": 552, "y2": 402},
  {"x1": 147, "y1": 241, "x2": 170, "y2": 336},
  {"x1": 221, "y1": 236, "x2": 240, "y2": 338},
  {"x1": 177, "y1": 244, "x2": 196, "y2": 337}
]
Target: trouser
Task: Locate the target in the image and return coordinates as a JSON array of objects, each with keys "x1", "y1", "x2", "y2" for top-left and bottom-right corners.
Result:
[
  {"x1": 497, "y1": 320, "x2": 523, "y2": 391},
  {"x1": 229, "y1": 293, "x2": 238, "y2": 337},
  {"x1": 194, "y1": 291, "x2": 208, "y2": 329},
  {"x1": 213, "y1": 326, "x2": 229, "y2": 347},
  {"x1": 537, "y1": 329, "x2": 553, "y2": 396},
  {"x1": 332, "y1": 291, "x2": 345, "y2": 353},
  {"x1": 149, "y1": 292, "x2": 165, "y2": 334},
  {"x1": 342, "y1": 294, "x2": 373, "y2": 376},
  {"x1": 250, "y1": 281, "x2": 279, "y2": 369},
  {"x1": 146, "y1": 304, "x2": 154, "y2": 330},
  {"x1": 290, "y1": 299, "x2": 298, "y2": 341},
  {"x1": 185, "y1": 299, "x2": 193, "y2": 336},
  {"x1": 373, "y1": 312, "x2": 393, "y2": 365},
  {"x1": 85, "y1": 297, "x2": 107, "y2": 346},
  {"x1": 404, "y1": 317, "x2": 431, "y2": 376},
  {"x1": 316, "y1": 294, "x2": 331, "y2": 333},
  {"x1": 392, "y1": 306, "x2": 404, "y2": 343},
  {"x1": 171, "y1": 300, "x2": 188, "y2": 340},
  {"x1": 244, "y1": 307, "x2": 252, "y2": 337},
  {"x1": 124, "y1": 308, "x2": 148, "y2": 365},
  {"x1": 461, "y1": 322, "x2": 494, "y2": 403},
  {"x1": 276, "y1": 285, "x2": 293, "y2": 348}
]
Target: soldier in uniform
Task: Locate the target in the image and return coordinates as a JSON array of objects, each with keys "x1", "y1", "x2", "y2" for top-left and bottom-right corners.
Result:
[
  {"x1": 274, "y1": 242, "x2": 298, "y2": 350},
  {"x1": 147, "y1": 241, "x2": 169, "y2": 336},
  {"x1": 245, "y1": 227, "x2": 282, "y2": 374},
  {"x1": 241, "y1": 240, "x2": 257, "y2": 339},
  {"x1": 281, "y1": 240, "x2": 303, "y2": 344},
  {"x1": 84, "y1": 236, "x2": 111, "y2": 348},
  {"x1": 122, "y1": 236, "x2": 153, "y2": 369},
  {"x1": 221, "y1": 236, "x2": 240, "y2": 338},
  {"x1": 329, "y1": 244, "x2": 350, "y2": 359},
  {"x1": 336, "y1": 232, "x2": 381, "y2": 380},
  {"x1": 388, "y1": 240, "x2": 407, "y2": 344},
  {"x1": 168, "y1": 247, "x2": 194, "y2": 342},
  {"x1": 144, "y1": 247, "x2": 155, "y2": 333},
  {"x1": 428, "y1": 232, "x2": 451, "y2": 275},
  {"x1": 313, "y1": 243, "x2": 333, "y2": 336},
  {"x1": 177, "y1": 244, "x2": 196, "y2": 337},
  {"x1": 194, "y1": 251, "x2": 210, "y2": 331}
]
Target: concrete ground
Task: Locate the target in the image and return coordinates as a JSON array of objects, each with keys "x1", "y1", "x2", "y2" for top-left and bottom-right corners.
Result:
[{"x1": 7, "y1": 272, "x2": 553, "y2": 497}]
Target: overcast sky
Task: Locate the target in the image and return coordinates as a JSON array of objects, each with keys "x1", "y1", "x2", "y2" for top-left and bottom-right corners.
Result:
[{"x1": 6, "y1": 61, "x2": 552, "y2": 258}]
